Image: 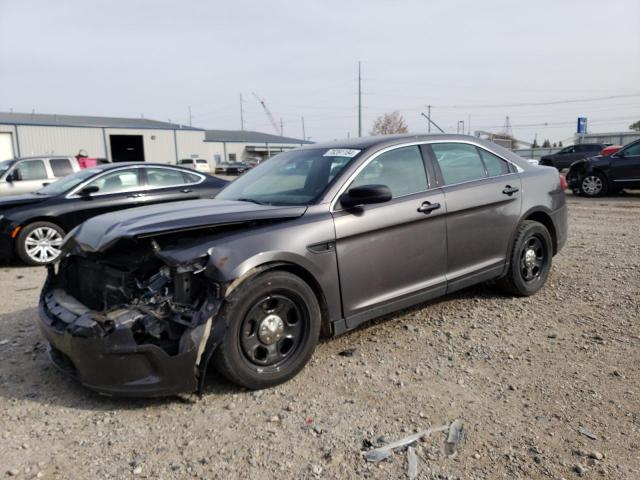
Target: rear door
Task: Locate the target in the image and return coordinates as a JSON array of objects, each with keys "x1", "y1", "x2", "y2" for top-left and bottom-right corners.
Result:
[
  {"x1": 426, "y1": 142, "x2": 522, "y2": 292},
  {"x1": 137, "y1": 166, "x2": 204, "y2": 206},
  {"x1": 609, "y1": 141, "x2": 640, "y2": 188},
  {"x1": 60, "y1": 167, "x2": 146, "y2": 226},
  {"x1": 332, "y1": 145, "x2": 447, "y2": 328}
]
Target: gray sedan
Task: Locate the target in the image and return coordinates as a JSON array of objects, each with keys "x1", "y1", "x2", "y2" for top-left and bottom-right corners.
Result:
[{"x1": 38, "y1": 134, "x2": 567, "y2": 396}]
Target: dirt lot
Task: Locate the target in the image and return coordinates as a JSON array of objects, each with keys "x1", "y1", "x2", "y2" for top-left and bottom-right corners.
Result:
[{"x1": 0, "y1": 193, "x2": 639, "y2": 479}]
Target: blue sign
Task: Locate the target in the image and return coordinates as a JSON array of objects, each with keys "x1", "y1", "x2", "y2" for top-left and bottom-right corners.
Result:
[{"x1": 577, "y1": 117, "x2": 588, "y2": 134}]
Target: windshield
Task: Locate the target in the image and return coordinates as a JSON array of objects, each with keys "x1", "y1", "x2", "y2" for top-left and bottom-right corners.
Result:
[
  {"x1": 0, "y1": 159, "x2": 14, "y2": 177},
  {"x1": 217, "y1": 148, "x2": 359, "y2": 205},
  {"x1": 37, "y1": 167, "x2": 103, "y2": 195}
]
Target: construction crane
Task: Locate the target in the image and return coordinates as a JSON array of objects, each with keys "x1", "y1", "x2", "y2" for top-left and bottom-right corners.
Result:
[{"x1": 252, "y1": 92, "x2": 281, "y2": 135}]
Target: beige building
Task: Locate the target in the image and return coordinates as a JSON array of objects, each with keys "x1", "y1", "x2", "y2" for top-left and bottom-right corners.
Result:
[
  {"x1": 204, "y1": 130, "x2": 312, "y2": 165},
  {"x1": 0, "y1": 112, "x2": 207, "y2": 163}
]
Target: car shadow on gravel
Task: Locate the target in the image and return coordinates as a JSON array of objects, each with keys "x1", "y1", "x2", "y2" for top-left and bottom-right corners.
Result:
[{"x1": 330, "y1": 281, "x2": 509, "y2": 340}]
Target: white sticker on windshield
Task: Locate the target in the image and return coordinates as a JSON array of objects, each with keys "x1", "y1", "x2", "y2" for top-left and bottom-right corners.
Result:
[{"x1": 323, "y1": 148, "x2": 361, "y2": 158}]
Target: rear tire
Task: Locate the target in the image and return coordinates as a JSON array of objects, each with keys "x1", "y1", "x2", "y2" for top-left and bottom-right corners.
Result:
[
  {"x1": 16, "y1": 222, "x2": 65, "y2": 266},
  {"x1": 213, "y1": 271, "x2": 321, "y2": 389},
  {"x1": 497, "y1": 221, "x2": 552, "y2": 296}
]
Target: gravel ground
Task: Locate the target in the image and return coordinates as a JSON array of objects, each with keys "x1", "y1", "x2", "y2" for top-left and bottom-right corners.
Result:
[{"x1": 0, "y1": 193, "x2": 639, "y2": 479}]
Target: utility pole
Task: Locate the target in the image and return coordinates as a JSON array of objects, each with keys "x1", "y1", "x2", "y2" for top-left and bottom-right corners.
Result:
[
  {"x1": 467, "y1": 114, "x2": 471, "y2": 135},
  {"x1": 188, "y1": 106, "x2": 192, "y2": 127},
  {"x1": 427, "y1": 105, "x2": 432, "y2": 133},
  {"x1": 421, "y1": 112, "x2": 445, "y2": 133},
  {"x1": 301, "y1": 116, "x2": 306, "y2": 140},
  {"x1": 239, "y1": 94, "x2": 244, "y2": 130},
  {"x1": 280, "y1": 118, "x2": 284, "y2": 136},
  {"x1": 358, "y1": 61, "x2": 362, "y2": 137}
]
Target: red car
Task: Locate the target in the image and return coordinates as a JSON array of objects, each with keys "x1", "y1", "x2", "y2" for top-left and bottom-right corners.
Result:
[{"x1": 601, "y1": 145, "x2": 622, "y2": 157}]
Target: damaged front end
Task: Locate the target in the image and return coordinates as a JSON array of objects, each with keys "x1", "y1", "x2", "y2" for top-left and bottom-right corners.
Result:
[{"x1": 38, "y1": 239, "x2": 224, "y2": 397}]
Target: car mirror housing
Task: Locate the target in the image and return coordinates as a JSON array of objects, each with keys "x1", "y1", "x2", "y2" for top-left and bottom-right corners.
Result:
[
  {"x1": 78, "y1": 185, "x2": 100, "y2": 196},
  {"x1": 6, "y1": 171, "x2": 20, "y2": 182},
  {"x1": 340, "y1": 184, "x2": 392, "y2": 209}
]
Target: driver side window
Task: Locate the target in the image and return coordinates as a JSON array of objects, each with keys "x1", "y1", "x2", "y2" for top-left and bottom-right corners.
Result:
[
  {"x1": 14, "y1": 160, "x2": 48, "y2": 181},
  {"x1": 351, "y1": 146, "x2": 428, "y2": 198}
]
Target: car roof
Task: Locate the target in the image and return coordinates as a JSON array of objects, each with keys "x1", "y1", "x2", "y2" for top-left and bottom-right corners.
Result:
[
  {"x1": 298, "y1": 133, "x2": 499, "y2": 151},
  {"x1": 14, "y1": 155, "x2": 74, "y2": 160}
]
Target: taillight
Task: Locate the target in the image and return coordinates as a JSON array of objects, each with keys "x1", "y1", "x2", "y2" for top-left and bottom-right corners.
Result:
[{"x1": 559, "y1": 174, "x2": 567, "y2": 192}]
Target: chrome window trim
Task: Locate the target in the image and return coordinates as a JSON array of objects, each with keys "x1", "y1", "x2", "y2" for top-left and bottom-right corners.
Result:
[
  {"x1": 65, "y1": 165, "x2": 205, "y2": 199},
  {"x1": 329, "y1": 139, "x2": 523, "y2": 212}
]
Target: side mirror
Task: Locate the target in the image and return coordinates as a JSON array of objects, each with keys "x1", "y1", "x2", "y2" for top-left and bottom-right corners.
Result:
[
  {"x1": 6, "y1": 170, "x2": 20, "y2": 182},
  {"x1": 78, "y1": 185, "x2": 99, "y2": 196},
  {"x1": 340, "y1": 184, "x2": 392, "y2": 209},
  {"x1": 615, "y1": 150, "x2": 626, "y2": 158}
]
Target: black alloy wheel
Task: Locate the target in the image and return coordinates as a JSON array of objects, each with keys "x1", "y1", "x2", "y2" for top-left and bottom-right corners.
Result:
[
  {"x1": 240, "y1": 294, "x2": 307, "y2": 370},
  {"x1": 214, "y1": 271, "x2": 321, "y2": 389},
  {"x1": 497, "y1": 220, "x2": 552, "y2": 296}
]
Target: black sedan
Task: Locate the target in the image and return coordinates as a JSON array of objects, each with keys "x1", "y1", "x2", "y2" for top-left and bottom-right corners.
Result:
[
  {"x1": 566, "y1": 139, "x2": 640, "y2": 196},
  {"x1": 0, "y1": 163, "x2": 227, "y2": 265}
]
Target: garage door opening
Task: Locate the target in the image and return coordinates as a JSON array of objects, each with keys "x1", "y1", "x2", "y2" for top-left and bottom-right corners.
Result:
[
  {"x1": 0, "y1": 133, "x2": 14, "y2": 161},
  {"x1": 109, "y1": 135, "x2": 144, "y2": 163}
]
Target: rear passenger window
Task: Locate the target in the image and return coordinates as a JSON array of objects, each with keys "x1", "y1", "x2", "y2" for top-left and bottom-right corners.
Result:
[
  {"x1": 479, "y1": 149, "x2": 510, "y2": 176},
  {"x1": 146, "y1": 168, "x2": 188, "y2": 187},
  {"x1": 50, "y1": 158, "x2": 73, "y2": 178},
  {"x1": 351, "y1": 146, "x2": 427, "y2": 198},
  {"x1": 431, "y1": 143, "x2": 486, "y2": 185}
]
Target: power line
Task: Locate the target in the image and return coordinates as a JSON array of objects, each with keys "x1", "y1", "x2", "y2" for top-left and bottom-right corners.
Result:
[{"x1": 434, "y1": 93, "x2": 640, "y2": 109}]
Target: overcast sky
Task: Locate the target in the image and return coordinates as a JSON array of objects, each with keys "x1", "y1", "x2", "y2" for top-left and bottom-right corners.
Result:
[{"x1": 1, "y1": 0, "x2": 639, "y2": 144}]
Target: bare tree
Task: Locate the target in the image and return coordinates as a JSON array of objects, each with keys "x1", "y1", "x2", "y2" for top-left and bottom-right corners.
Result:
[{"x1": 370, "y1": 111, "x2": 408, "y2": 135}]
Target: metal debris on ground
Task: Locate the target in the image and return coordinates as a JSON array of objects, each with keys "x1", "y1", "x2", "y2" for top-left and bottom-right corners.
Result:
[
  {"x1": 407, "y1": 446, "x2": 418, "y2": 479},
  {"x1": 444, "y1": 419, "x2": 466, "y2": 457},
  {"x1": 577, "y1": 426, "x2": 597, "y2": 440},
  {"x1": 364, "y1": 422, "x2": 454, "y2": 463},
  {"x1": 338, "y1": 348, "x2": 356, "y2": 357}
]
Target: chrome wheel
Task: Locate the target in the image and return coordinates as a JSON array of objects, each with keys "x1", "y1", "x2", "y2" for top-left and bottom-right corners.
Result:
[
  {"x1": 519, "y1": 236, "x2": 546, "y2": 282},
  {"x1": 24, "y1": 227, "x2": 63, "y2": 263},
  {"x1": 581, "y1": 175, "x2": 603, "y2": 196},
  {"x1": 240, "y1": 294, "x2": 307, "y2": 369}
]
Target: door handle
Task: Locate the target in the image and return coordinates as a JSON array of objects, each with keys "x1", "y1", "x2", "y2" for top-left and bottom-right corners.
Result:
[
  {"x1": 417, "y1": 201, "x2": 441, "y2": 214},
  {"x1": 181, "y1": 188, "x2": 193, "y2": 193},
  {"x1": 502, "y1": 185, "x2": 519, "y2": 196},
  {"x1": 127, "y1": 193, "x2": 144, "y2": 198}
]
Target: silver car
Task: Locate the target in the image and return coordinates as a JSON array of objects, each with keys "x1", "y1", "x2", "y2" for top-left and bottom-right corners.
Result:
[
  {"x1": 38, "y1": 134, "x2": 568, "y2": 397},
  {"x1": 0, "y1": 156, "x2": 81, "y2": 196}
]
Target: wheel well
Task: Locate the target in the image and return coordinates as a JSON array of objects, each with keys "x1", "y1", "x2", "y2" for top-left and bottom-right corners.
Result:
[
  {"x1": 256, "y1": 262, "x2": 332, "y2": 338},
  {"x1": 524, "y1": 211, "x2": 557, "y2": 254},
  {"x1": 19, "y1": 217, "x2": 68, "y2": 233}
]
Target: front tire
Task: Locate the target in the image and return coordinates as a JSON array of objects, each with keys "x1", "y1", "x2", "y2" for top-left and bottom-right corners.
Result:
[
  {"x1": 16, "y1": 222, "x2": 65, "y2": 266},
  {"x1": 213, "y1": 271, "x2": 321, "y2": 389},
  {"x1": 579, "y1": 172, "x2": 607, "y2": 197},
  {"x1": 497, "y1": 221, "x2": 552, "y2": 296}
]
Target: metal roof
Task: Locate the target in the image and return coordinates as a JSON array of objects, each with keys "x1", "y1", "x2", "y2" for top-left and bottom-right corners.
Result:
[
  {"x1": 204, "y1": 129, "x2": 312, "y2": 144},
  {"x1": 0, "y1": 112, "x2": 202, "y2": 130}
]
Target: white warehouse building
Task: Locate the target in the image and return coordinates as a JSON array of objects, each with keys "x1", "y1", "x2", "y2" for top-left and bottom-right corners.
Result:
[
  {"x1": 0, "y1": 112, "x2": 208, "y2": 163},
  {"x1": 204, "y1": 130, "x2": 312, "y2": 164}
]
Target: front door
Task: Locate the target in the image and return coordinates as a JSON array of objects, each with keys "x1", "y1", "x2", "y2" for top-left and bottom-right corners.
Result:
[
  {"x1": 609, "y1": 142, "x2": 640, "y2": 189},
  {"x1": 427, "y1": 142, "x2": 522, "y2": 292},
  {"x1": 332, "y1": 145, "x2": 447, "y2": 328},
  {"x1": 4, "y1": 159, "x2": 50, "y2": 195},
  {"x1": 60, "y1": 167, "x2": 146, "y2": 227}
]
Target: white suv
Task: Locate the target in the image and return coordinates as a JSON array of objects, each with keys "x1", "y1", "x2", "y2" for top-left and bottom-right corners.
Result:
[
  {"x1": 0, "y1": 156, "x2": 82, "y2": 196},
  {"x1": 178, "y1": 158, "x2": 211, "y2": 173}
]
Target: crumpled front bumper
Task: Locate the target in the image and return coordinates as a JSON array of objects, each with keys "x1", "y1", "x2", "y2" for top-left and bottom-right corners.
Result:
[{"x1": 37, "y1": 276, "x2": 220, "y2": 397}]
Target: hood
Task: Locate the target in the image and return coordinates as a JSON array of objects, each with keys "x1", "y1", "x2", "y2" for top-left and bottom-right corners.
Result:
[
  {"x1": 0, "y1": 193, "x2": 49, "y2": 211},
  {"x1": 70, "y1": 199, "x2": 307, "y2": 253}
]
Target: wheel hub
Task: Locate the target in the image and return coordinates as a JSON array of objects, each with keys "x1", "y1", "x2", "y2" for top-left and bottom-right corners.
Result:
[
  {"x1": 524, "y1": 248, "x2": 536, "y2": 267},
  {"x1": 258, "y1": 314, "x2": 285, "y2": 345}
]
